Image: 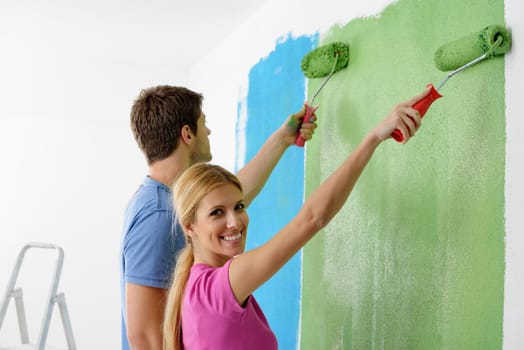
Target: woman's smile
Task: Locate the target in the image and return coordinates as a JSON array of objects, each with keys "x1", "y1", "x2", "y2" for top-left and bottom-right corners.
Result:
[{"x1": 221, "y1": 232, "x2": 242, "y2": 241}]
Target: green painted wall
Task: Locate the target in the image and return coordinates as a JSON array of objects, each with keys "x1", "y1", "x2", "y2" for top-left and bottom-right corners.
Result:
[{"x1": 300, "y1": 0, "x2": 506, "y2": 349}]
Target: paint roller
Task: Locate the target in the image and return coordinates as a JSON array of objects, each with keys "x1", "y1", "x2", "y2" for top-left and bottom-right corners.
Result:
[
  {"x1": 296, "y1": 41, "x2": 350, "y2": 146},
  {"x1": 391, "y1": 24, "x2": 512, "y2": 142}
]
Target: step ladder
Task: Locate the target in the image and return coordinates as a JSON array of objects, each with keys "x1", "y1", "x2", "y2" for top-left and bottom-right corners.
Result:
[{"x1": 0, "y1": 243, "x2": 76, "y2": 350}]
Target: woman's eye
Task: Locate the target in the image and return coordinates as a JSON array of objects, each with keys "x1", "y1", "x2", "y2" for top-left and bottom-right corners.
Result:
[
  {"x1": 210, "y1": 209, "x2": 223, "y2": 216},
  {"x1": 235, "y1": 203, "x2": 245, "y2": 211}
]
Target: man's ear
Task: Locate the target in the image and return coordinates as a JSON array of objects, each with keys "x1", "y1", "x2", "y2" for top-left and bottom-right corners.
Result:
[{"x1": 180, "y1": 125, "x2": 194, "y2": 145}]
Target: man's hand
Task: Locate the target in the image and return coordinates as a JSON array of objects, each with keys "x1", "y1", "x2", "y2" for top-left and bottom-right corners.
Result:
[{"x1": 280, "y1": 104, "x2": 318, "y2": 146}]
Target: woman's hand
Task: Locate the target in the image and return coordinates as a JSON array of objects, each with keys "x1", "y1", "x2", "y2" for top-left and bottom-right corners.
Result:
[{"x1": 372, "y1": 86, "x2": 432, "y2": 143}]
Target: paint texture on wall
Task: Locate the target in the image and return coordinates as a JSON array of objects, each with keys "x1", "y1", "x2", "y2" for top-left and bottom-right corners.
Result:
[
  {"x1": 236, "y1": 34, "x2": 317, "y2": 349},
  {"x1": 300, "y1": 0, "x2": 506, "y2": 349}
]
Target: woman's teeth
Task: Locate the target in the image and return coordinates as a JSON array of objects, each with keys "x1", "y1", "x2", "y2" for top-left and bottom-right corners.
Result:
[{"x1": 223, "y1": 233, "x2": 242, "y2": 241}]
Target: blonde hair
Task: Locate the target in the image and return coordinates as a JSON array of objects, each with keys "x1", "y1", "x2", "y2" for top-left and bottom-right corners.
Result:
[{"x1": 163, "y1": 163, "x2": 242, "y2": 350}]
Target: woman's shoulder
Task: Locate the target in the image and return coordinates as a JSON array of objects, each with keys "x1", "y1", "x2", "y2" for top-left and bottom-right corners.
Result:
[{"x1": 189, "y1": 260, "x2": 233, "y2": 286}]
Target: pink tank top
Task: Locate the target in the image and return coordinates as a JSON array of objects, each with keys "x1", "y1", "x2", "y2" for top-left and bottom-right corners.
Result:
[{"x1": 182, "y1": 259, "x2": 278, "y2": 349}]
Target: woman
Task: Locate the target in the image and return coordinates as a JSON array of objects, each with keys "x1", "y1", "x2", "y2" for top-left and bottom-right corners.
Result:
[{"x1": 163, "y1": 87, "x2": 431, "y2": 350}]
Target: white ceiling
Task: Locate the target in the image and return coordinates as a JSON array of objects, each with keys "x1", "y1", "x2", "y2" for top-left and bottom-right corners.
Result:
[
  {"x1": 110, "y1": 0, "x2": 267, "y2": 68},
  {"x1": 3, "y1": 0, "x2": 267, "y2": 70}
]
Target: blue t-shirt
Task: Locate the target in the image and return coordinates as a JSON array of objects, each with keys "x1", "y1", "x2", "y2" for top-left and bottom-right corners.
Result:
[{"x1": 119, "y1": 176, "x2": 186, "y2": 350}]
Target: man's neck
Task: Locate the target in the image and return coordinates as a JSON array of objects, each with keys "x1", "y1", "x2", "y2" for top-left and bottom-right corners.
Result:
[{"x1": 148, "y1": 152, "x2": 191, "y2": 188}]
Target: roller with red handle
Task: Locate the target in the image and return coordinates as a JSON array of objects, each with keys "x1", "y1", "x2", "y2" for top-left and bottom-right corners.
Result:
[
  {"x1": 295, "y1": 103, "x2": 318, "y2": 147},
  {"x1": 296, "y1": 42, "x2": 350, "y2": 147},
  {"x1": 391, "y1": 84, "x2": 442, "y2": 143}
]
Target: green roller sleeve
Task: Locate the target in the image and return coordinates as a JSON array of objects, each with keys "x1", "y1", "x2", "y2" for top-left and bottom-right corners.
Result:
[
  {"x1": 434, "y1": 25, "x2": 511, "y2": 72},
  {"x1": 301, "y1": 42, "x2": 350, "y2": 78},
  {"x1": 295, "y1": 41, "x2": 350, "y2": 146}
]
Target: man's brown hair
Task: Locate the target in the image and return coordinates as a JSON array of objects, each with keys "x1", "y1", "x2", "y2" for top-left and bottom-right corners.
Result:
[{"x1": 130, "y1": 85, "x2": 203, "y2": 164}]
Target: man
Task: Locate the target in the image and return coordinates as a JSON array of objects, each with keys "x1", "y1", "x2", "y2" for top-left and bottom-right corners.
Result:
[{"x1": 120, "y1": 85, "x2": 316, "y2": 350}]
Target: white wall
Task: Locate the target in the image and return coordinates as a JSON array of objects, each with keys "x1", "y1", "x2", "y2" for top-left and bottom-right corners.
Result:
[
  {"x1": 0, "y1": 0, "x2": 522, "y2": 349},
  {"x1": 0, "y1": 2, "x2": 192, "y2": 349},
  {"x1": 502, "y1": 1, "x2": 524, "y2": 348}
]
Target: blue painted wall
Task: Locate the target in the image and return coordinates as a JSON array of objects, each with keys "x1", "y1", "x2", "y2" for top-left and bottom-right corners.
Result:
[{"x1": 236, "y1": 34, "x2": 317, "y2": 349}]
